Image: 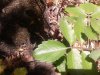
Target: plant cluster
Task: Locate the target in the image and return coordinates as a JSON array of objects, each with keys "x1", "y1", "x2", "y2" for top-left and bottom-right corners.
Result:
[
  {"x1": 0, "y1": 0, "x2": 100, "y2": 75},
  {"x1": 34, "y1": 3, "x2": 100, "y2": 75}
]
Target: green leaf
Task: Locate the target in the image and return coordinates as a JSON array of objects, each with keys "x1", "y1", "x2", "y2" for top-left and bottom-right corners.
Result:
[
  {"x1": 60, "y1": 17, "x2": 76, "y2": 45},
  {"x1": 67, "y1": 49, "x2": 82, "y2": 69},
  {"x1": 89, "y1": 49, "x2": 100, "y2": 61},
  {"x1": 33, "y1": 40, "x2": 66, "y2": 62},
  {"x1": 65, "y1": 16, "x2": 76, "y2": 24},
  {"x1": 81, "y1": 51, "x2": 99, "y2": 75},
  {"x1": 67, "y1": 49, "x2": 82, "y2": 75},
  {"x1": 81, "y1": 51, "x2": 92, "y2": 69},
  {"x1": 74, "y1": 18, "x2": 85, "y2": 40},
  {"x1": 92, "y1": 7, "x2": 100, "y2": 19},
  {"x1": 80, "y1": 3, "x2": 97, "y2": 14},
  {"x1": 65, "y1": 7, "x2": 86, "y2": 18},
  {"x1": 91, "y1": 19, "x2": 100, "y2": 34},
  {"x1": 13, "y1": 68, "x2": 27, "y2": 75},
  {"x1": 56, "y1": 56, "x2": 66, "y2": 72},
  {"x1": 84, "y1": 26, "x2": 98, "y2": 40}
]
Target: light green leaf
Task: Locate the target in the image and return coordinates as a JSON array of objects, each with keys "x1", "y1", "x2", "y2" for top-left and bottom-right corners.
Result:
[
  {"x1": 67, "y1": 49, "x2": 82, "y2": 75},
  {"x1": 81, "y1": 51, "x2": 99, "y2": 75},
  {"x1": 65, "y1": 7, "x2": 86, "y2": 18},
  {"x1": 89, "y1": 49, "x2": 100, "y2": 61},
  {"x1": 13, "y1": 68, "x2": 27, "y2": 75},
  {"x1": 92, "y1": 7, "x2": 100, "y2": 19},
  {"x1": 81, "y1": 51, "x2": 92, "y2": 69},
  {"x1": 91, "y1": 19, "x2": 100, "y2": 34},
  {"x1": 67, "y1": 49, "x2": 82, "y2": 69},
  {"x1": 60, "y1": 17, "x2": 76, "y2": 45},
  {"x1": 80, "y1": 3, "x2": 97, "y2": 14},
  {"x1": 56, "y1": 56, "x2": 66, "y2": 72},
  {"x1": 65, "y1": 16, "x2": 76, "y2": 24},
  {"x1": 74, "y1": 18, "x2": 85, "y2": 40},
  {"x1": 84, "y1": 26, "x2": 98, "y2": 40},
  {"x1": 33, "y1": 40, "x2": 66, "y2": 62}
]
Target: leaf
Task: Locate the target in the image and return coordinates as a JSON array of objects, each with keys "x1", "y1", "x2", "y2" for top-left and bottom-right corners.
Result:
[
  {"x1": 13, "y1": 68, "x2": 27, "y2": 75},
  {"x1": 67, "y1": 49, "x2": 82, "y2": 69},
  {"x1": 91, "y1": 19, "x2": 100, "y2": 34},
  {"x1": 65, "y1": 16, "x2": 76, "y2": 24},
  {"x1": 33, "y1": 40, "x2": 67, "y2": 62},
  {"x1": 74, "y1": 18, "x2": 85, "y2": 40},
  {"x1": 55, "y1": 56, "x2": 66, "y2": 72},
  {"x1": 92, "y1": 7, "x2": 100, "y2": 19},
  {"x1": 81, "y1": 51, "x2": 92, "y2": 69},
  {"x1": 81, "y1": 51, "x2": 99, "y2": 75},
  {"x1": 80, "y1": 3, "x2": 97, "y2": 14},
  {"x1": 65, "y1": 7, "x2": 86, "y2": 18},
  {"x1": 60, "y1": 17, "x2": 76, "y2": 45},
  {"x1": 89, "y1": 49, "x2": 100, "y2": 61},
  {"x1": 57, "y1": 60, "x2": 66, "y2": 73},
  {"x1": 84, "y1": 26, "x2": 98, "y2": 40},
  {"x1": 67, "y1": 49, "x2": 82, "y2": 75},
  {"x1": 57, "y1": 60, "x2": 66, "y2": 72}
]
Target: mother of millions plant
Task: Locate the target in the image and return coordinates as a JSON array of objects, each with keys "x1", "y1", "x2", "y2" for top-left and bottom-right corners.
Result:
[{"x1": 33, "y1": 3, "x2": 100, "y2": 75}]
